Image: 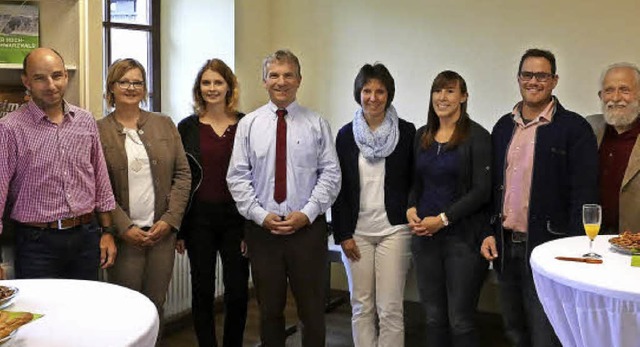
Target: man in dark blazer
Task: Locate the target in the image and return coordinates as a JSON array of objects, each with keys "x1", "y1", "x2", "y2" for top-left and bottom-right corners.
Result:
[{"x1": 480, "y1": 48, "x2": 598, "y2": 347}]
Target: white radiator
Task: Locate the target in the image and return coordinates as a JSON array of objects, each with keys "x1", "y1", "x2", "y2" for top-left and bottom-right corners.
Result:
[{"x1": 163, "y1": 251, "x2": 225, "y2": 321}]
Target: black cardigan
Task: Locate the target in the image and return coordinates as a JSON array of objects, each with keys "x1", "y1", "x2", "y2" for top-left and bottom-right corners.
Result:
[
  {"x1": 331, "y1": 118, "x2": 416, "y2": 244},
  {"x1": 176, "y1": 112, "x2": 244, "y2": 238},
  {"x1": 408, "y1": 119, "x2": 492, "y2": 246}
]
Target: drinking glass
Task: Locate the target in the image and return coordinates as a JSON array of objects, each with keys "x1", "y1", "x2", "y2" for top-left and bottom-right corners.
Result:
[{"x1": 582, "y1": 204, "x2": 602, "y2": 258}]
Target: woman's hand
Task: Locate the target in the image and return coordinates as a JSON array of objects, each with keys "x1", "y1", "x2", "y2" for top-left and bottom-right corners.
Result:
[
  {"x1": 340, "y1": 239, "x2": 361, "y2": 262},
  {"x1": 176, "y1": 239, "x2": 186, "y2": 254},
  {"x1": 421, "y1": 216, "x2": 445, "y2": 236},
  {"x1": 407, "y1": 207, "x2": 426, "y2": 234},
  {"x1": 121, "y1": 226, "x2": 149, "y2": 248},
  {"x1": 144, "y1": 220, "x2": 173, "y2": 246}
]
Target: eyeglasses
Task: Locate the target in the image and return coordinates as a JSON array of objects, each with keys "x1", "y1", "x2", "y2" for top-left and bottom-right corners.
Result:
[
  {"x1": 519, "y1": 71, "x2": 555, "y2": 82},
  {"x1": 115, "y1": 80, "x2": 145, "y2": 90}
]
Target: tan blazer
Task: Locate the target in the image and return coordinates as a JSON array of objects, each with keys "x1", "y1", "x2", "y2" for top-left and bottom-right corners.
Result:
[
  {"x1": 97, "y1": 111, "x2": 191, "y2": 235},
  {"x1": 586, "y1": 114, "x2": 640, "y2": 233}
]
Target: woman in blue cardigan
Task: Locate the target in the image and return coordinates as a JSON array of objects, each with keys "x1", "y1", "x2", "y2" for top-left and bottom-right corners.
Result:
[
  {"x1": 332, "y1": 63, "x2": 415, "y2": 347},
  {"x1": 407, "y1": 70, "x2": 490, "y2": 347}
]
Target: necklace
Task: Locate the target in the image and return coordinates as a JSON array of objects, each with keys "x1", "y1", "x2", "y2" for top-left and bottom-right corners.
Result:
[{"x1": 124, "y1": 128, "x2": 147, "y2": 172}]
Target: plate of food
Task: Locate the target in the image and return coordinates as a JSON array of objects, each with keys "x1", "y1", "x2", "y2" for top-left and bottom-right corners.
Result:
[
  {"x1": 0, "y1": 311, "x2": 40, "y2": 346},
  {"x1": 0, "y1": 287, "x2": 18, "y2": 310},
  {"x1": 609, "y1": 231, "x2": 640, "y2": 255}
]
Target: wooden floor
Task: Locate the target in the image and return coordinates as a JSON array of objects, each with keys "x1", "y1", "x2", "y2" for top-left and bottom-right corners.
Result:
[{"x1": 159, "y1": 290, "x2": 510, "y2": 347}]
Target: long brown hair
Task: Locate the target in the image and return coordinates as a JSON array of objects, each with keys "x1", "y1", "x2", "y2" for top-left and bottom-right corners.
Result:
[
  {"x1": 421, "y1": 70, "x2": 470, "y2": 149},
  {"x1": 192, "y1": 58, "x2": 239, "y2": 115}
]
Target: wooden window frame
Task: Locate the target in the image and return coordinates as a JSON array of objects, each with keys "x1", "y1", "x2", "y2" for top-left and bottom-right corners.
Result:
[{"x1": 102, "y1": 0, "x2": 161, "y2": 111}]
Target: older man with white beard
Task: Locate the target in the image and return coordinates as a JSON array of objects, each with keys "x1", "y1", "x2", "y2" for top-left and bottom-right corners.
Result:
[{"x1": 587, "y1": 62, "x2": 640, "y2": 234}]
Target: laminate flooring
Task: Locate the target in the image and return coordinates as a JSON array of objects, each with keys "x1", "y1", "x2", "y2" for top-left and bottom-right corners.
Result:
[{"x1": 159, "y1": 290, "x2": 510, "y2": 347}]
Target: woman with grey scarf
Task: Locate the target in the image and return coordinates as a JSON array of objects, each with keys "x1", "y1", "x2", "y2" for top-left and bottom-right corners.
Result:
[{"x1": 331, "y1": 63, "x2": 415, "y2": 347}]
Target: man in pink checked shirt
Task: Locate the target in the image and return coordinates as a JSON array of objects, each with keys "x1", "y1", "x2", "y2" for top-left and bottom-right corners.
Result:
[{"x1": 0, "y1": 48, "x2": 117, "y2": 280}]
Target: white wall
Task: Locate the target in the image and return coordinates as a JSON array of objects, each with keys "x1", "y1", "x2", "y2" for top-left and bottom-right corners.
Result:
[
  {"x1": 161, "y1": 0, "x2": 235, "y2": 121},
  {"x1": 234, "y1": 0, "x2": 640, "y2": 297},
  {"x1": 236, "y1": 0, "x2": 640, "y2": 132}
]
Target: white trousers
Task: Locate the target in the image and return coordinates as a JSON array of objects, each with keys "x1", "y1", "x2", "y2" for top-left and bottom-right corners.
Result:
[{"x1": 341, "y1": 230, "x2": 412, "y2": 347}]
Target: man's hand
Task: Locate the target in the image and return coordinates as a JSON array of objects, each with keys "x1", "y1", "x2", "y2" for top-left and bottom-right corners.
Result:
[
  {"x1": 121, "y1": 226, "x2": 148, "y2": 248},
  {"x1": 100, "y1": 233, "x2": 117, "y2": 269},
  {"x1": 240, "y1": 240, "x2": 248, "y2": 257},
  {"x1": 262, "y1": 211, "x2": 309, "y2": 235},
  {"x1": 341, "y1": 238, "x2": 360, "y2": 262},
  {"x1": 282, "y1": 211, "x2": 309, "y2": 231},
  {"x1": 262, "y1": 213, "x2": 288, "y2": 233},
  {"x1": 144, "y1": 220, "x2": 172, "y2": 246},
  {"x1": 481, "y1": 236, "x2": 498, "y2": 261},
  {"x1": 176, "y1": 239, "x2": 186, "y2": 254}
]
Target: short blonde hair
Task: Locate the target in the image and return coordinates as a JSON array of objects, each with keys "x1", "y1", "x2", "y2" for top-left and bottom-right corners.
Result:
[{"x1": 105, "y1": 58, "x2": 148, "y2": 108}]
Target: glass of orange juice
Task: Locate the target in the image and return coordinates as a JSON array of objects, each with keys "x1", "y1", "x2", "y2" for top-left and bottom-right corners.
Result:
[{"x1": 582, "y1": 204, "x2": 602, "y2": 258}]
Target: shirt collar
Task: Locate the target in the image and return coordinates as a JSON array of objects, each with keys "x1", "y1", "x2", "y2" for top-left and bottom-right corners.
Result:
[
  {"x1": 511, "y1": 97, "x2": 556, "y2": 127},
  {"x1": 267, "y1": 100, "x2": 299, "y2": 118},
  {"x1": 27, "y1": 99, "x2": 75, "y2": 123}
]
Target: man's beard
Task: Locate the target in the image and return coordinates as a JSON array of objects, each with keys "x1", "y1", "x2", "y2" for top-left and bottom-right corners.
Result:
[{"x1": 603, "y1": 99, "x2": 640, "y2": 128}]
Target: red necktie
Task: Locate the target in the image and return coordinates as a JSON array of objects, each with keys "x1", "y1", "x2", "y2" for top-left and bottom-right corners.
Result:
[{"x1": 274, "y1": 109, "x2": 288, "y2": 203}]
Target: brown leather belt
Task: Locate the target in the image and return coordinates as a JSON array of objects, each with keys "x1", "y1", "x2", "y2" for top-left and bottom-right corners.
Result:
[{"x1": 19, "y1": 213, "x2": 94, "y2": 230}]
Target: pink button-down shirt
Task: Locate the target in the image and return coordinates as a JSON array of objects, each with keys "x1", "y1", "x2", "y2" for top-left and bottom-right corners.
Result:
[
  {"x1": 0, "y1": 101, "x2": 116, "y2": 233},
  {"x1": 502, "y1": 100, "x2": 555, "y2": 233}
]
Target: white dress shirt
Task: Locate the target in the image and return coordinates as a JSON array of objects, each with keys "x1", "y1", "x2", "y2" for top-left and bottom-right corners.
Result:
[{"x1": 227, "y1": 101, "x2": 342, "y2": 226}]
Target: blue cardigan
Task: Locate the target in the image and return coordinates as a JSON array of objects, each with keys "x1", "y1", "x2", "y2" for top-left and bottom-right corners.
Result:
[
  {"x1": 486, "y1": 99, "x2": 599, "y2": 271},
  {"x1": 331, "y1": 118, "x2": 416, "y2": 244}
]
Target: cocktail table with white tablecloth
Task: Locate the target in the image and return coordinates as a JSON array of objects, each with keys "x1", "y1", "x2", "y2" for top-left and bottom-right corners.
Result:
[
  {"x1": 0, "y1": 279, "x2": 159, "y2": 347},
  {"x1": 530, "y1": 235, "x2": 640, "y2": 347}
]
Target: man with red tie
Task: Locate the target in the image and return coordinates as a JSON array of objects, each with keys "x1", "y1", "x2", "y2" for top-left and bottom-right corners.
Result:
[{"x1": 227, "y1": 49, "x2": 341, "y2": 347}]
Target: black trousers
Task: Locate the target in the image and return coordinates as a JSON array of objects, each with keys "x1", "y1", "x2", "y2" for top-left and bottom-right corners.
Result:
[
  {"x1": 245, "y1": 215, "x2": 328, "y2": 347},
  {"x1": 184, "y1": 202, "x2": 249, "y2": 347}
]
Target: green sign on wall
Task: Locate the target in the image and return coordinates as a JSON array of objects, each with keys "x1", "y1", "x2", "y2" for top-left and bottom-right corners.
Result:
[{"x1": 0, "y1": 2, "x2": 39, "y2": 64}]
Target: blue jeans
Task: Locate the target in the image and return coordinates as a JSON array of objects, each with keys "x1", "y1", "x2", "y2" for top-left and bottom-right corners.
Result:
[
  {"x1": 412, "y1": 234, "x2": 488, "y2": 347},
  {"x1": 15, "y1": 221, "x2": 101, "y2": 280},
  {"x1": 497, "y1": 237, "x2": 561, "y2": 347}
]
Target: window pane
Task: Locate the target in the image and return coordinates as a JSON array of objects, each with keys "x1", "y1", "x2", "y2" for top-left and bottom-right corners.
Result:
[{"x1": 109, "y1": 0, "x2": 150, "y2": 25}]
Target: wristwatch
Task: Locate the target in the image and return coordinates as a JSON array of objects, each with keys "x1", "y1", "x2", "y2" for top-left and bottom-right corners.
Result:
[
  {"x1": 101, "y1": 225, "x2": 117, "y2": 236},
  {"x1": 439, "y1": 213, "x2": 450, "y2": 226}
]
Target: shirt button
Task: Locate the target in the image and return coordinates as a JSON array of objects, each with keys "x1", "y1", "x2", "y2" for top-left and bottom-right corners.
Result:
[{"x1": 152, "y1": 160, "x2": 157, "y2": 165}]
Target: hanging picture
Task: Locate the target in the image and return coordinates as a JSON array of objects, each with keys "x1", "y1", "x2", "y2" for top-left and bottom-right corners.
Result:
[{"x1": 0, "y1": 1, "x2": 39, "y2": 64}]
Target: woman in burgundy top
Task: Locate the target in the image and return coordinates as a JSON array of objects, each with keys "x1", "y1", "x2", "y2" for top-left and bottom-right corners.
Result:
[{"x1": 177, "y1": 59, "x2": 249, "y2": 347}]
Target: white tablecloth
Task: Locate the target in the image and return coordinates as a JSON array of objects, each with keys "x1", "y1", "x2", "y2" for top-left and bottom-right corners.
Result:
[
  {"x1": 530, "y1": 235, "x2": 640, "y2": 347},
  {"x1": 1, "y1": 279, "x2": 159, "y2": 347}
]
